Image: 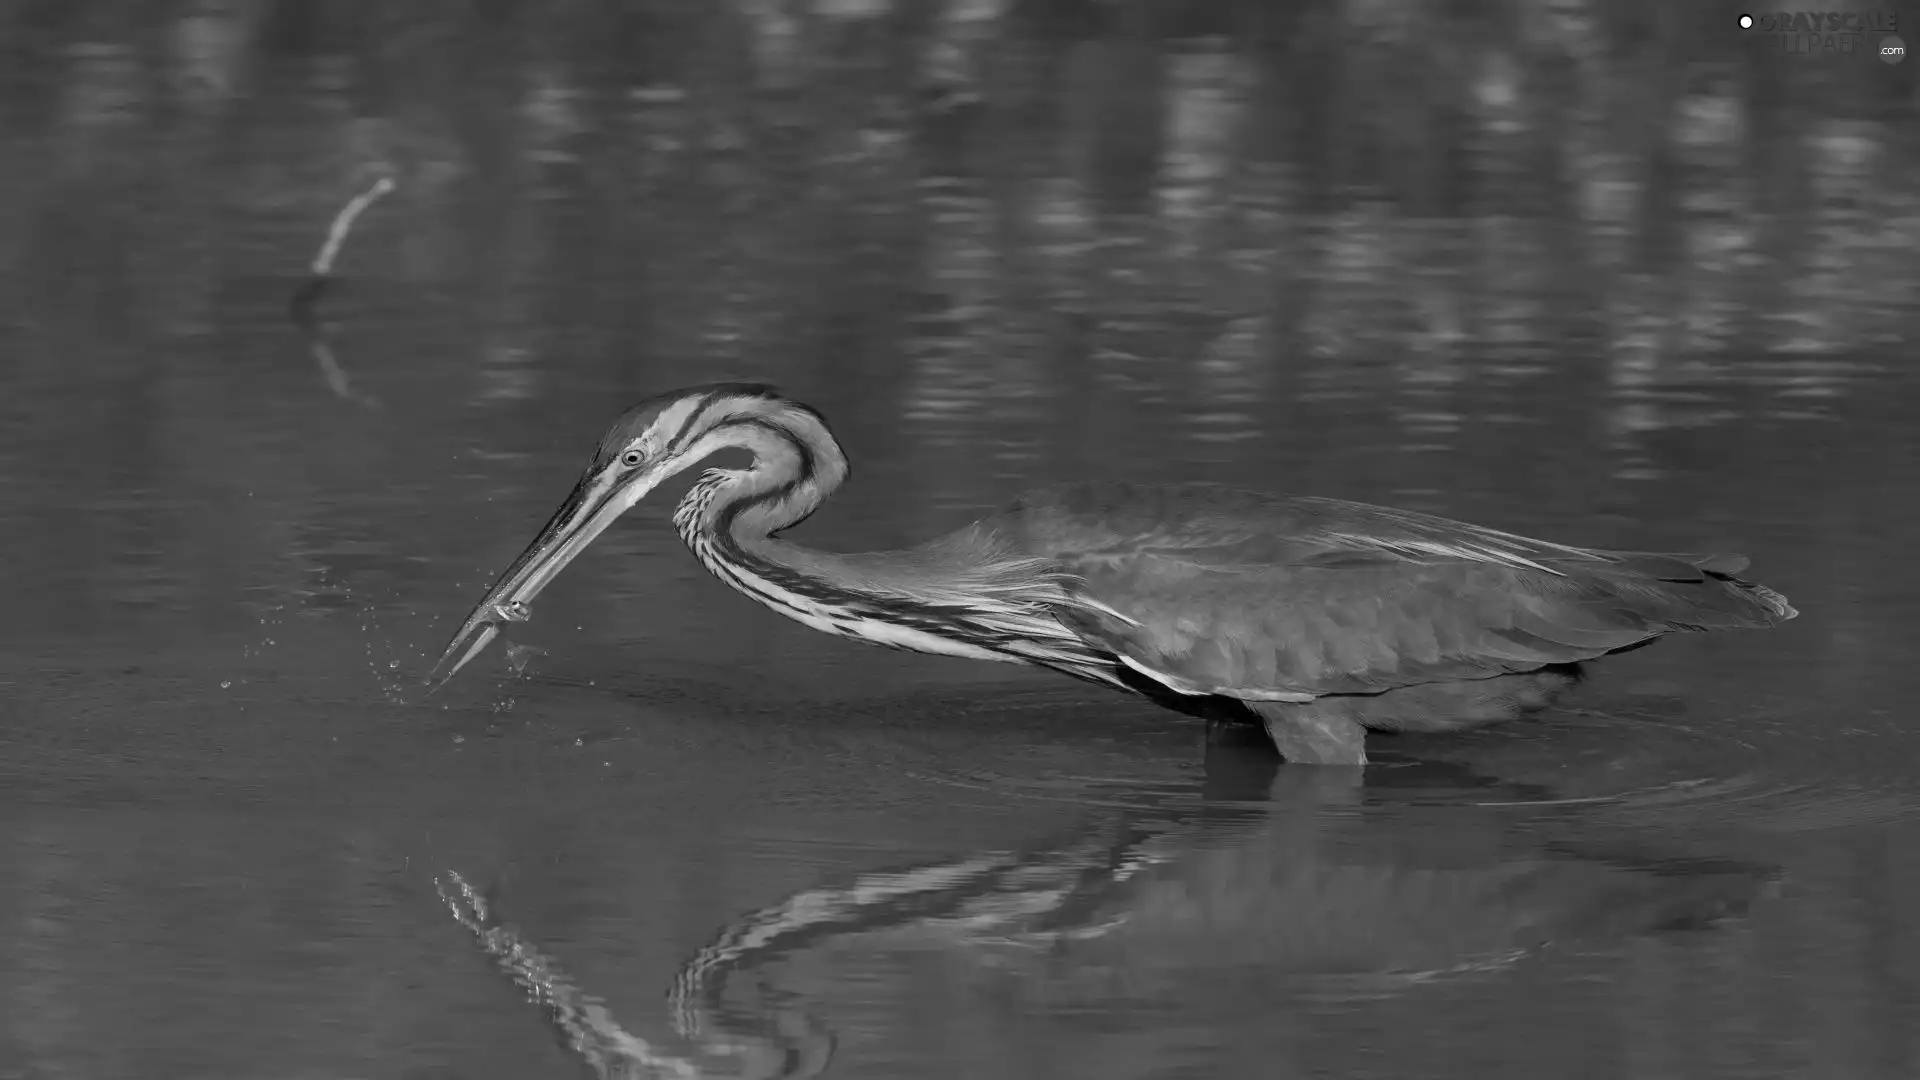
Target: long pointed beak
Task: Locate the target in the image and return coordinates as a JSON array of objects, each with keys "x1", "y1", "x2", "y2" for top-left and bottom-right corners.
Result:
[{"x1": 428, "y1": 463, "x2": 665, "y2": 690}]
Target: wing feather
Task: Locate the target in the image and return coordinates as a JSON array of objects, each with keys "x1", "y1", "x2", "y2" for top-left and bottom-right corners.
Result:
[{"x1": 986, "y1": 481, "x2": 1794, "y2": 699}]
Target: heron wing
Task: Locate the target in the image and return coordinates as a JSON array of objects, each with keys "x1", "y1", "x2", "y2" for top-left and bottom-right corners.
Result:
[{"x1": 988, "y1": 481, "x2": 1795, "y2": 699}]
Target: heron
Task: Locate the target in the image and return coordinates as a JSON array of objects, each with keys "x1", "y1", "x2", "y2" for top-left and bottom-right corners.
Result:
[{"x1": 430, "y1": 383, "x2": 1797, "y2": 765}]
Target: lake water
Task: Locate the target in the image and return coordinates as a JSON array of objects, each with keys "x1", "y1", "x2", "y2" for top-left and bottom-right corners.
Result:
[{"x1": 3, "y1": 3, "x2": 1919, "y2": 1077}]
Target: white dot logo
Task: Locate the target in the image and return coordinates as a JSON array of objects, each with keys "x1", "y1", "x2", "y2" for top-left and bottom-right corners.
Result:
[{"x1": 1738, "y1": 14, "x2": 1754, "y2": 29}]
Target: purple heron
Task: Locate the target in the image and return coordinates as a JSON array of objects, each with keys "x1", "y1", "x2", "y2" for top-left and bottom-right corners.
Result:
[{"x1": 430, "y1": 383, "x2": 1796, "y2": 765}]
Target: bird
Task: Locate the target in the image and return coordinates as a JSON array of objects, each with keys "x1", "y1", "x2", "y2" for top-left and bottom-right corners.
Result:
[{"x1": 429, "y1": 383, "x2": 1797, "y2": 765}]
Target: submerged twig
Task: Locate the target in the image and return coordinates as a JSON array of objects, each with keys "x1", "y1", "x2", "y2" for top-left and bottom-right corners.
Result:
[
  {"x1": 291, "y1": 176, "x2": 394, "y2": 406},
  {"x1": 292, "y1": 175, "x2": 395, "y2": 320},
  {"x1": 314, "y1": 176, "x2": 395, "y2": 277}
]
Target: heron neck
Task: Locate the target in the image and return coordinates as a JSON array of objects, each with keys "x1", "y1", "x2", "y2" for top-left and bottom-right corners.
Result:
[
  {"x1": 670, "y1": 471, "x2": 917, "y2": 605},
  {"x1": 730, "y1": 530, "x2": 952, "y2": 601},
  {"x1": 670, "y1": 467, "x2": 1117, "y2": 681}
]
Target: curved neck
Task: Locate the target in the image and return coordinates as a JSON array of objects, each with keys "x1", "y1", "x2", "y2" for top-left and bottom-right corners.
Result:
[
  {"x1": 666, "y1": 411, "x2": 847, "y2": 546},
  {"x1": 662, "y1": 413, "x2": 1114, "y2": 679}
]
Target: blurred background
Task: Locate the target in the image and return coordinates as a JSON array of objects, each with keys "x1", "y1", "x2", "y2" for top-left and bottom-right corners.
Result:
[{"x1": 1, "y1": 1, "x2": 1918, "y2": 1077}]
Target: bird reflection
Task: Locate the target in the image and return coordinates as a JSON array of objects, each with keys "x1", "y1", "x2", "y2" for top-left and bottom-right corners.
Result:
[
  {"x1": 437, "y1": 871, "x2": 834, "y2": 1080},
  {"x1": 666, "y1": 746, "x2": 1774, "y2": 1026},
  {"x1": 439, "y1": 747, "x2": 1773, "y2": 1074}
]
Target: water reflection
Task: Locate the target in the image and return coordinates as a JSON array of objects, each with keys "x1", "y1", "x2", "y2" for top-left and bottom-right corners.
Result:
[
  {"x1": 440, "y1": 871, "x2": 834, "y2": 1080},
  {"x1": 634, "y1": 745, "x2": 1771, "y2": 1062},
  {"x1": 291, "y1": 176, "x2": 395, "y2": 408}
]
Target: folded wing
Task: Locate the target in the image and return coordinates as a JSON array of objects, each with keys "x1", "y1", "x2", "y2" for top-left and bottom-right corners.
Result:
[{"x1": 992, "y1": 482, "x2": 1795, "y2": 700}]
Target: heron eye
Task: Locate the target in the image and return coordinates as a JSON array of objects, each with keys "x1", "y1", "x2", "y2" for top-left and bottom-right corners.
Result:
[{"x1": 620, "y1": 449, "x2": 645, "y2": 468}]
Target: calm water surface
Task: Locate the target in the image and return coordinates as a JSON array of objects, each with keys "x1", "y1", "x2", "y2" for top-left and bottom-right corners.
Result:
[{"x1": 3, "y1": 4, "x2": 1920, "y2": 1078}]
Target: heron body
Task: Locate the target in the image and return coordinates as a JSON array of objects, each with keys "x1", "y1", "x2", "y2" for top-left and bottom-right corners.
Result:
[{"x1": 432, "y1": 383, "x2": 1797, "y2": 765}]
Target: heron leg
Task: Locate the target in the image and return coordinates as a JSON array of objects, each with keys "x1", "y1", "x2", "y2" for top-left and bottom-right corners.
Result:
[{"x1": 1245, "y1": 701, "x2": 1369, "y2": 766}]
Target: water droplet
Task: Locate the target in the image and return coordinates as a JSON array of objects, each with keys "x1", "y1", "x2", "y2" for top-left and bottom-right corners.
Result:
[
  {"x1": 388, "y1": 659, "x2": 400, "y2": 670},
  {"x1": 506, "y1": 643, "x2": 546, "y2": 674}
]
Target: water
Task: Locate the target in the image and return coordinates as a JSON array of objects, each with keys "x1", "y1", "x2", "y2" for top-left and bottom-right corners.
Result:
[{"x1": 3, "y1": 2, "x2": 1920, "y2": 1077}]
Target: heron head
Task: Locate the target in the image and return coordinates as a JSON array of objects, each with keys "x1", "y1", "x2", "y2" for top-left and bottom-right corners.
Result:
[{"x1": 427, "y1": 382, "x2": 818, "y2": 689}]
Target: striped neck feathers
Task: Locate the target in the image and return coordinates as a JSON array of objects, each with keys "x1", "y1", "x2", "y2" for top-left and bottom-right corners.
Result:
[
  {"x1": 664, "y1": 417, "x2": 1113, "y2": 676},
  {"x1": 666, "y1": 403, "x2": 847, "y2": 544}
]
